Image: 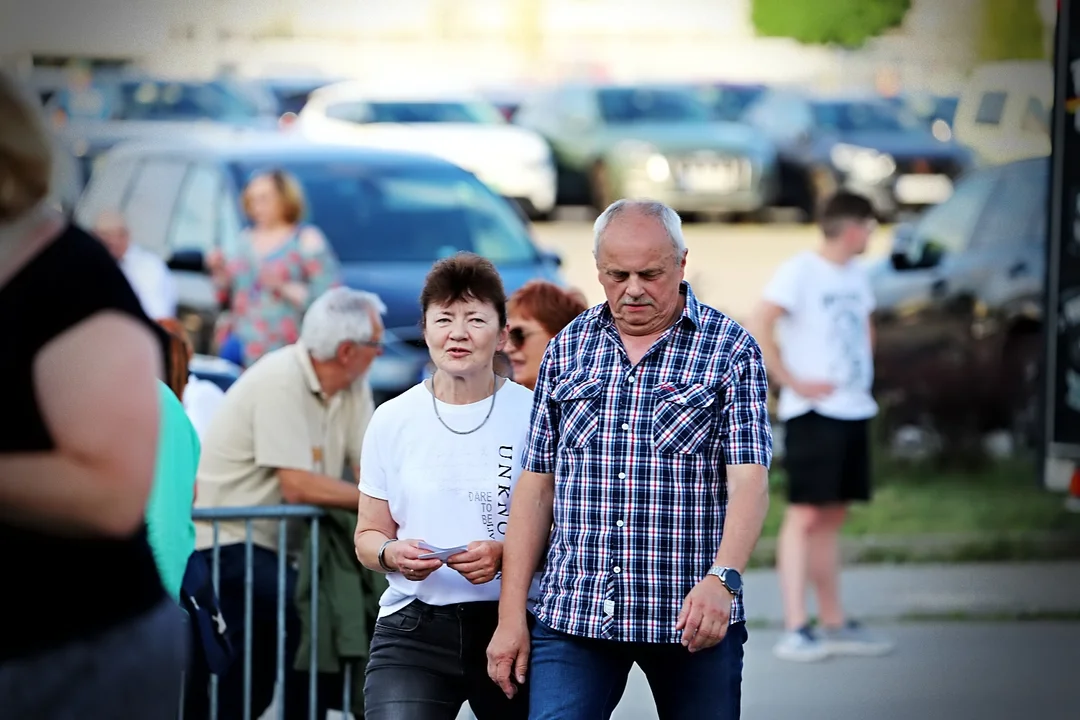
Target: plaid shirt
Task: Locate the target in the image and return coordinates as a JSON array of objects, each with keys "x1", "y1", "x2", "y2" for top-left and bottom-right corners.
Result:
[{"x1": 522, "y1": 282, "x2": 772, "y2": 644}]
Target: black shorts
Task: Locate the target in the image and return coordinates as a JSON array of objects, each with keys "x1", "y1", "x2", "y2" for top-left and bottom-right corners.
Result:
[{"x1": 783, "y1": 411, "x2": 872, "y2": 506}]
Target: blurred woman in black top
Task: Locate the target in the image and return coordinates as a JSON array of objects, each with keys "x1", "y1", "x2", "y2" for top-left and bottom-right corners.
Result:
[{"x1": 0, "y1": 72, "x2": 186, "y2": 717}]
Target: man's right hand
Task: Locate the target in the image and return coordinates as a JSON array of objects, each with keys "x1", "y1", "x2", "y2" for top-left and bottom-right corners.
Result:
[
  {"x1": 487, "y1": 617, "x2": 531, "y2": 699},
  {"x1": 790, "y1": 379, "x2": 835, "y2": 400},
  {"x1": 386, "y1": 539, "x2": 443, "y2": 582}
]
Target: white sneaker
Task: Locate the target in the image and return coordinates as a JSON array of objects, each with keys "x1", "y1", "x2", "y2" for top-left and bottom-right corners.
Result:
[
  {"x1": 773, "y1": 626, "x2": 830, "y2": 662},
  {"x1": 819, "y1": 621, "x2": 894, "y2": 657}
]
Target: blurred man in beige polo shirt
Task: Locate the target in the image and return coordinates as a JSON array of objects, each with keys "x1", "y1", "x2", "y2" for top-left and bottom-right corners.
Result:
[{"x1": 192, "y1": 286, "x2": 385, "y2": 720}]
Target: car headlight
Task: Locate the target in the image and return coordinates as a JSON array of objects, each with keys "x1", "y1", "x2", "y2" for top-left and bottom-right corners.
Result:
[
  {"x1": 616, "y1": 141, "x2": 670, "y2": 183},
  {"x1": 830, "y1": 143, "x2": 896, "y2": 182}
]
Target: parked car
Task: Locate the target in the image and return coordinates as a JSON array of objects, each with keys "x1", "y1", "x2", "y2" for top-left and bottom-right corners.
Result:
[
  {"x1": 73, "y1": 134, "x2": 565, "y2": 404},
  {"x1": 513, "y1": 82, "x2": 778, "y2": 216},
  {"x1": 870, "y1": 157, "x2": 1047, "y2": 445},
  {"x1": 295, "y1": 83, "x2": 557, "y2": 220},
  {"x1": 742, "y1": 90, "x2": 974, "y2": 221}
]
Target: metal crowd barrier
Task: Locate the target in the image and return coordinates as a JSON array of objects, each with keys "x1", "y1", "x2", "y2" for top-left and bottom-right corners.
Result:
[{"x1": 181, "y1": 505, "x2": 359, "y2": 720}]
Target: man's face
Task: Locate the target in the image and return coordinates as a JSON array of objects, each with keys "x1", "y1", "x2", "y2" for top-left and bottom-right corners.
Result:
[
  {"x1": 841, "y1": 217, "x2": 877, "y2": 256},
  {"x1": 96, "y1": 220, "x2": 130, "y2": 261},
  {"x1": 341, "y1": 312, "x2": 385, "y2": 383},
  {"x1": 595, "y1": 211, "x2": 687, "y2": 337}
]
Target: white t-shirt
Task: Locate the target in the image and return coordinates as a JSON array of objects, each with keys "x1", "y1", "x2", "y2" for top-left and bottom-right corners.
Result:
[
  {"x1": 763, "y1": 250, "x2": 879, "y2": 422},
  {"x1": 182, "y1": 374, "x2": 226, "y2": 442},
  {"x1": 119, "y1": 245, "x2": 178, "y2": 320},
  {"x1": 359, "y1": 379, "x2": 542, "y2": 617}
]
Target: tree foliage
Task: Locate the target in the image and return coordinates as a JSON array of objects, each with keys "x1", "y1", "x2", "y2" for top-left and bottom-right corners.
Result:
[
  {"x1": 977, "y1": 0, "x2": 1047, "y2": 62},
  {"x1": 751, "y1": 0, "x2": 912, "y2": 49}
]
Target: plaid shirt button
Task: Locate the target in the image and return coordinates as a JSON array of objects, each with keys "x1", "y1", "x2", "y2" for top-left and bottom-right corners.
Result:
[{"x1": 522, "y1": 282, "x2": 773, "y2": 644}]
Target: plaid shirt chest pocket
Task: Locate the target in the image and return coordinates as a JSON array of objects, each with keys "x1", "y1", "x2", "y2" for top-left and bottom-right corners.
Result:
[
  {"x1": 652, "y1": 382, "x2": 718, "y2": 454},
  {"x1": 551, "y1": 372, "x2": 603, "y2": 448}
]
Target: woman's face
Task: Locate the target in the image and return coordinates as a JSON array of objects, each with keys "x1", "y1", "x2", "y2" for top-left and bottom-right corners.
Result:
[
  {"x1": 245, "y1": 175, "x2": 286, "y2": 227},
  {"x1": 505, "y1": 312, "x2": 552, "y2": 391},
  {"x1": 424, "y1": 297, "x2": 507, "y2": 379}
]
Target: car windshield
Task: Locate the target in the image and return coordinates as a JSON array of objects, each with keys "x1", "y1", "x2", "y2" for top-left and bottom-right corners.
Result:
[
  {"x1": 812, "y1": 101, "x2": 922, "y2": 133},
  {"x1": 598, "y1": 88, "x2": 712, "y2": 124},
  {"x1": 57, "y1": 80, "x2": 266, "y2": 122},
  {"x1": 698, "y1": 85, "x2": 766, "y2": 122},
  {"x1": 230, "y1": 161, "x2": 538, "y2": 264},
  {"x1": 364, "y1": 101, "x2": 506, "y2": 124}
]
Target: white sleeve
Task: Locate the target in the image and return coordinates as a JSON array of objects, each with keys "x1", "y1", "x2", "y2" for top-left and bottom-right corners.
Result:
[
  {"x1": 143, "y1": 258, "x2": 178, "y2": 319},
  {"x1": 358, "y1": 408, "x2": 389, "y2": 500},
  {"x1": 183, "y1": 378, "x2": 226, "y2": 442},
  {"x1": 863, "y1": 271, "x2": 877, "y2": 314},
  {"x1": 761, "y1": 255, "x2": 805, "y2": 313}
]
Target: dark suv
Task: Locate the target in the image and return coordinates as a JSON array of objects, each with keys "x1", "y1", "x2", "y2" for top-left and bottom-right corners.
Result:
[
  {"x1": 74, "y1": 134, "x2": 564, "y2": 403},
  {"x1": 870, "y1": 157, "x2": 1048, "y2": 444}
]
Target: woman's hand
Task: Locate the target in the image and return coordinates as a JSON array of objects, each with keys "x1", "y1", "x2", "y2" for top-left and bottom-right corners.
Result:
[
  {"x1": 386, "y1": 539, "x2": 444, "y2": 582},
  {"x1": 447, "y1": 541, "x2": 503, "y2": 585}
]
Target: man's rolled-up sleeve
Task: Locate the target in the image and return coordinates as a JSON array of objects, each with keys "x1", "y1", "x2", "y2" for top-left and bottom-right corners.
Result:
[
  {"x1": 720, "y1": 336, "x2": 773, "y2": 468},
  {"x1": 521, "y1": 348, "x2": 560, "y2": 475}
]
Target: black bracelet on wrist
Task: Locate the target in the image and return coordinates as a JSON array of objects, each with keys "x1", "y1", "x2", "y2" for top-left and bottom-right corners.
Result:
[{"x1": 377, "y1": 539, "x2": 396, "y2": 572}]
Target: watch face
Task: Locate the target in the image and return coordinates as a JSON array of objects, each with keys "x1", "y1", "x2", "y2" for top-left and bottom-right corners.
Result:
[{"x1": 722, "y1": 569, "x2": 743, "y2": 593}]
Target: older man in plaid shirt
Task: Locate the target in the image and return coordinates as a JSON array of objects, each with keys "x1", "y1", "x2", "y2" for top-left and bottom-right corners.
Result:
[{"x1": 488, "y1": 199, "x2": 772, "y2": 719}]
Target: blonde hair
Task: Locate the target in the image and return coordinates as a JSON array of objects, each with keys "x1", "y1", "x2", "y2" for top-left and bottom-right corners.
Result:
[
  {"x1": 0, "y1": 72, "x2": 53, "y2": 223},
  {"x1": 241, "y1": 169, "x2": 307, "y2": 225}
]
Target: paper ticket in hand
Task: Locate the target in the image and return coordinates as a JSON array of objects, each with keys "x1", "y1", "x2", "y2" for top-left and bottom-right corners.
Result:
[{"x1": 417, "y1": 542, "x2": 470, "y2": 561}]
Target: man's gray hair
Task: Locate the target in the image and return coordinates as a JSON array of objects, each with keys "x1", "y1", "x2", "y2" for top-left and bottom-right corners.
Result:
[
  {"x1": 300, "y1": 287, "x2": 387, "y2": 361},
  {"x1": 592, "y1": 199, "x2": 686, "y2": 257}
]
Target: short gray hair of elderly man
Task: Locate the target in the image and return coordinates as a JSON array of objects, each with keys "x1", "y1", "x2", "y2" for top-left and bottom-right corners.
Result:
[
  {"x1": 592, "y1": 198, "x2": 687, "y2": 258},
  {"x1": 301, "y1": 286, "x2": 387, "y2": 361}
]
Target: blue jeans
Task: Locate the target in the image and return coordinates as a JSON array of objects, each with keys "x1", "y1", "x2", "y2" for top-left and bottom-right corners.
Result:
[{"x1": 527, "y1": 618, "x2": 747, "y2": 720}]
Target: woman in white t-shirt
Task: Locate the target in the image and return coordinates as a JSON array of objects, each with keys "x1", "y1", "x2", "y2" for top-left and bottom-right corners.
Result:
[{"x1": 355, "y1": 252, "x2": 538, "y2": 720}]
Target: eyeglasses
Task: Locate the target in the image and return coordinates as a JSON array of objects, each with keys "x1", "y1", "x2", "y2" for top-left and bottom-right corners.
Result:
[{"x1": 507, "y1": 327, "x2": 533, "y2": 348}]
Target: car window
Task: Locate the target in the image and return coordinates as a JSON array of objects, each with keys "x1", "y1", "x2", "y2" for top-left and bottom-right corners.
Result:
[
  {"x1": 229, "y1": 161, "x2": 539, "y2": 264},
  {"x1": 698, "y1": 85, "x2": 765, "y2": 122},
  {"x1": 972, "y1": 161, "x2": 1049, "y2": 249},
  {"x1": 745, "y1": 93, "x2": 812, "y2": 142},
  {"x1": 811, "y1": 101, "x2": 922, "y2": 132},
  {"x1": 1020, "y1": 95, "x2": 1050, "y2": 135},
  {"x1": 596, "y1": 88, "x2": 711, "y2": 124},
  {"x1": 82, "y1": 81, "x2": 263, "y2": 122},
  {"x1": 122, "y1": 158, "x2": 188, "y2": 255},
  {"x1": 974, "y1": 91, "x2": 1007, "y2": 126},
  {"x1": 74, "y1": 152, "x2": 139, "y2": 227},
  {"x1": 168, "y1": 164, "x2": 222, "y2": 254},
  {"x1": 912, "y1": 168, "x2": 1000, "y2": 256}
]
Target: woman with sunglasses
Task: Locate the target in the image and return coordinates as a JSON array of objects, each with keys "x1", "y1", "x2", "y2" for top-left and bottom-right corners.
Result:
[
  {"x1": 207, "y1": 169, "x2": 342, "y2": 367},
  {"x1": 355, "y1": 252, "x2": 540, "y2": 719},
  {"x1": 505, "y1": 280, "x2": 588, "y2": 390}
]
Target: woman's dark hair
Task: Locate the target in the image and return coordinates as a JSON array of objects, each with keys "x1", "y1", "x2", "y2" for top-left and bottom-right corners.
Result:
[
  {"x1": 419, "y1": 252, "x2": 507, "y2": 328},
  {"x1": 156, "y1": 318, "x2": 193, "y2": 401}
]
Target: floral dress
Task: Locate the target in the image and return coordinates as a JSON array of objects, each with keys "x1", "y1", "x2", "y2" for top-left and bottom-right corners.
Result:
[{"x1": 220, "y1": 226, "x2": 342, "y2": 367}]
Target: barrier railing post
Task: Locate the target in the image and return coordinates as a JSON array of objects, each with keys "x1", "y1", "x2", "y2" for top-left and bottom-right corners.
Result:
[
  {"x1": 308, "y1": 516, "x2": 320, "y2": 720},
  {"x1": 276, "y1": 520, "x2": 288, "y2": 719},
  {"x1": 243, "y1": 521, "x2": 254, "y2": 720},
  {"x1": 210, "y1": 521, "x2": 221, "y2": 720}
]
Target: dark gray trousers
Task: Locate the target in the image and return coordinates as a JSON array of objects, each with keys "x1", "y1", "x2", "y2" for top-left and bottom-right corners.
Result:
[{"x1": 0, "y1": 598, "x2": 189, "y2": 720}]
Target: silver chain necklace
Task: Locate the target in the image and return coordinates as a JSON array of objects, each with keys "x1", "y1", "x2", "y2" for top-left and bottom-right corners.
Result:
[{"x1": 430, "y1": 371, "x2": 498, "y2": 435}]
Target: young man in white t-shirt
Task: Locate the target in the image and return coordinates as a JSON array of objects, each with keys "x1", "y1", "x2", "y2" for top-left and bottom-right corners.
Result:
[{"x1": 751, "y1": 192, "x2": 894, "y2": 662}]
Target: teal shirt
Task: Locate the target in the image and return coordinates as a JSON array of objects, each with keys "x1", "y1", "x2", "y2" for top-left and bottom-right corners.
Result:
[{"x1": 146, "y1": 381, "x2": 200, "y2": 601}]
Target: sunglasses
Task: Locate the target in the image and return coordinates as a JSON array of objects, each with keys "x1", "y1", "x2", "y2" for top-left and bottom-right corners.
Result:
[{"x1": 507, "y1": 327, "x2": 534, "y2": 348}]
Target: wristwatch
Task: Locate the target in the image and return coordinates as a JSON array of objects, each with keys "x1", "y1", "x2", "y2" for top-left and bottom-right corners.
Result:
[{"x1": 706, "y1": 566, "x2": 743, "y2": 596}]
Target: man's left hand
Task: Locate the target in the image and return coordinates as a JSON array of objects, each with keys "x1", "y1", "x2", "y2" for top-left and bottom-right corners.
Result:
[
  {"x1": 675, "y1": 576, "x2": 733, "y2": 652},
  {"x1": 446, "y1": 541, "x2": 503, "y2": 584}
]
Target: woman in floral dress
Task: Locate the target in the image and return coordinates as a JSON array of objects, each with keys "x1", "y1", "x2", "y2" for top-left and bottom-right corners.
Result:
[{"x1": 208, "y1": 169, "x2": 342, "y2": 367}]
